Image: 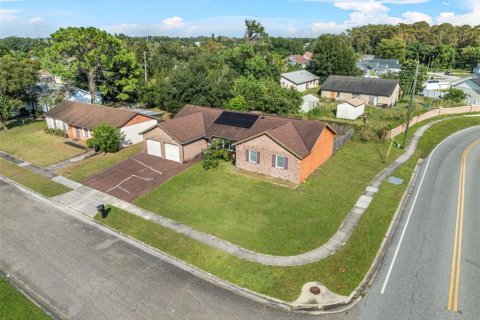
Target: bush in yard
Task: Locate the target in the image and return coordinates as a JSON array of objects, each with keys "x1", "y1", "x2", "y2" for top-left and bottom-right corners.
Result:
[
  {"x1": 90, "y1": 124, "x2": 125, "y2": 153},
  {"x1": 443, "y1": 88, "x2": 467, "y2": 103},
  {"x1": 44, "y1": 127, "x2": 68, "y2": 138},
  {"x1": 201, "y1": 138, "x2": 231, "y2": 170}
]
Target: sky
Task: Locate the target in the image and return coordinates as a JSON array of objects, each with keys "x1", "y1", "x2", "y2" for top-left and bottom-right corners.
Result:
[{"x1": 0, "y1": 0, "x2": 479, "y2": 38}]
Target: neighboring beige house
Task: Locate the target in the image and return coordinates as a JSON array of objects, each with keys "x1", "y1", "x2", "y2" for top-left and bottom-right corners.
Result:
[
  {"x1": 141, "y1": 105, "x2": 336, "y2": 183},
  {"x1": 281, "y1": 70, "x2": 320, "y2": 92},
  {"x1": 301, "y1": 94, "x2": 320, "y2": 112},
  {"x1": 336, "y1": 98, "x2": 365, "y2": 120},
  {"x1": 321, "y1": 75, "x2": 400, "y2": 106},
  {"x1": 45, "y1": 101, "x2": 158, "y2": 146}
]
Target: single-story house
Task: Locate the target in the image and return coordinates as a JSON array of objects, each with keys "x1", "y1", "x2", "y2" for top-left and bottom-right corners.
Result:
[
  {"x1": 45, "y1": 100, "x2": 158, "y2": 146},
  {"x1": 336, "y1": 98, "x2": 365, "y2": 120},
  {"x1": 321, "y1": 75, "x2": 400, "y2": 106},
  {"x1": 281, "y1": 70, "x2": 320, "y2": 92},
  {"x1": 301, "y1": 94, "x2": 320, "y2": 112},
  {"x1": 357, "y1": 57, "x2": 402, "y2": 78},
  {"x1": 65, "y1": 88, "x2": 102, "y2": 104},
  {"x1": 287, "y1": 52, "x2": 313, "y2": 68},
  {"x1": 141, "y1": 105, "x2": 336, "y2": 184}
]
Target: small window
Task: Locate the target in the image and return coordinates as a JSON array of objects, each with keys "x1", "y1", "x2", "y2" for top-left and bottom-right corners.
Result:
[
  {"x1": 249, "y1": 150, "x2": 258, "y2": 163},
  {"x1": 84, "y1": 128, "x2": 89, "y2": 138},
  {"x1": 336, "y1": 92, "x2": 340, "y2": 97},
  {"x1": 276, "y1": 156, "x2": 286, "y2": 169}
]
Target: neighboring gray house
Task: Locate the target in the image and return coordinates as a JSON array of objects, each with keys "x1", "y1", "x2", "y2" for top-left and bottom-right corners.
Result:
[
  {"x1": 321, "y1": 75, "x2": 400, "y2": 106},
  {"x1": 453, "y1": 77, "x2": 480, "y2": 101},
  {"x1": 474, "y1": 64, "x2": 480, "y2": 75},
  {"x1": 280, "y1": 70, "x2": 320, "y2": 92},
  {"x1": 65, "y1": 88, "x2": 102, "y2": 104},
  {"x1": 357, "y1": 58, "x2": 402, "y2": 78}
]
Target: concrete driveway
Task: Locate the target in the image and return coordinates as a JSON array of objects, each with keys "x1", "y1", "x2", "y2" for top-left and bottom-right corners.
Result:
[{"x1": 82, "y1": 153, "x2": 195, "y2": 202}]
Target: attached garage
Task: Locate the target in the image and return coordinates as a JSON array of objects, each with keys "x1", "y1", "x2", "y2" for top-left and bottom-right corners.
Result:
[
  {"x1": 146, "y1": 139, "x2": 162, "y2": 157},
  {"x1": 165, "y1": 143, "x2": 181, "y2": 162}
]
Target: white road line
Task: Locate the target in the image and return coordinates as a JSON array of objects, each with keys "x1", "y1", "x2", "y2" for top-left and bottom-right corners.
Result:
[
  {"x1": 132, "y1": 158, "x2": 163, "y2": 175},
  {"x1": 380, "y1": 127, "x2": 479, "y2": 294},
  {"x1": 106, "y1": 174, "x2": 154, "y2": 193}
]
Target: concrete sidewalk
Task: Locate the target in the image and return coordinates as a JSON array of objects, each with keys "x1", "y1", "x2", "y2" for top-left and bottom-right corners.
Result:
[{"x1": 0, "y1": 116, "x2": 470, "y2": 266}]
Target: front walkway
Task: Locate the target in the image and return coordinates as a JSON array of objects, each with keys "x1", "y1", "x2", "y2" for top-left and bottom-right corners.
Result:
[{"x1": 0, "y1": 117, "x2": 466, "y2": 266}]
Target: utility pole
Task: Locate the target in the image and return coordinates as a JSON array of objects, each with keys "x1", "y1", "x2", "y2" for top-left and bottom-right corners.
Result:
[
  {"x1": 143, "y1": 51, "x2": 148, "y2": 83},
  {"x1": 402, "y1": 60, "x2": 419, "y2": 148}
]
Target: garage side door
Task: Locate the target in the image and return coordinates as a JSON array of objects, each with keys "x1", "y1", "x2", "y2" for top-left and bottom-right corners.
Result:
[
  {"x1": 147, "y1": 139, "x2": 162, "y2": 157},
  {"x1": 165, "y1": 143, "x2": 180, "y2": 162}
]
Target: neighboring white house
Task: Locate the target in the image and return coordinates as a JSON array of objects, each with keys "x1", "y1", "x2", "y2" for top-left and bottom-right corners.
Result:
[
  {"x1": 45, "y1": 100, "x2": 158, "y2": 146},
  {"x1": 65, "y1": 88, "x2": 102, "y2": 104},
  {"x1": 424, "y1": 79, "x2": 451, "y2": 90},
  {"x1": 280, "y1": 70, "x2": 320, "y2": 92},
  {"x1": 336, "y1": 98, "x2": 365, "y2": 120},
  {"x1": 301, "y1": 94, "x2": 320, "y2": 112},
  {"x1": 357, "y1": 57, "x2": 402, "y2": 78}
]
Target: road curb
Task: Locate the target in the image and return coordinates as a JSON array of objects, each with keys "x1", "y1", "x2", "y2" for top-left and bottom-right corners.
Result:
[{"x1": 0, "y1": 267, "x2": 69, "y2": 320}]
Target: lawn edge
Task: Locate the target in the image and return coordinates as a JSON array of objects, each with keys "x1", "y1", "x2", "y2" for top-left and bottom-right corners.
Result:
[{"x1": 0, "y1": 267, "x2": 67, "y2": 320}]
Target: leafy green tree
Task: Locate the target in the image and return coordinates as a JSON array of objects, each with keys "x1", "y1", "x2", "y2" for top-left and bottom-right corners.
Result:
[
  {"x1": 307, "y1": 34, "x2": 360, "y2": 82},
  {"x1": 375, "y1": 37, "x2": 407, "y2": 61},
  {"x1": 226, "y1": 96, "x2": 246, "y2": 110},
  {"x1": 0, "y1": 95, "x2": 13, "y2": 130},
  {"x1": 244, "y1": 19, "x2": 267, "y2": 44},
  {"x1": 432, "y1": 44, "x2": 457, "y2": 69},
  {"x1": 231, "y1": 75, "x2": 301, "y2": 114},
  {"x1": 399, "y1": 60, "x2": 428, "y2": 95},
  {"x1": 459, "y1": 46, "x2": 480, "y2": 69},
  {"x1": 443, "y1": 88, "x2": 467, "y2": 102},
  {"x1": 201, "y1": 138, "x2": 231, "y2": 170},
  {"x1": 0, "y1": 54, "x2": 40, "y2": 104},
  {"x1": 44, "y1": 27, "x2": 141, "y2": 103},
  {"x1": 89, "y1": 124, "x2": 125, "y2": 153}
]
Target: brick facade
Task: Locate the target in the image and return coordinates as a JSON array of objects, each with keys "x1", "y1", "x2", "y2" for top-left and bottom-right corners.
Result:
[
  {"x1": 143, "y1": 126, "x2": 205, "y2": 163},
  {"x1": 235, "y1": 135, "x2": 301, "y2": 183}
]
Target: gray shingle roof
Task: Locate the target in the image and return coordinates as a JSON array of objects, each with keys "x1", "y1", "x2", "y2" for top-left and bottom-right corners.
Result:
[
  {"x1": 321, "y1": 75, "x2": 399, "y2": 97},
  {"x1": 358, "y1": 58, "x2": 402, "y2": 71},
  {"x1": 281, "y1": 70, "x2": 319, "y2": 85}
]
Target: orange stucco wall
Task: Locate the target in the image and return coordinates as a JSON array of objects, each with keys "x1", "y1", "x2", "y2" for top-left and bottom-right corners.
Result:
[
  {"x1": 299, "y1": 128, "x2": 335, "y2": 182},
  {"x1": 123, "y1": 114, "x2": 153, "y2": 127}
]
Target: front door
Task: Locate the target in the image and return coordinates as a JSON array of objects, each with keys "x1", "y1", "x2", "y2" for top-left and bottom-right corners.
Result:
[
  {"x1": 75, "y1": 128, "x2": 81, "y2": 139},
  {"x1": 329, "y1": 91, "x2": 335, "y2": 99}
]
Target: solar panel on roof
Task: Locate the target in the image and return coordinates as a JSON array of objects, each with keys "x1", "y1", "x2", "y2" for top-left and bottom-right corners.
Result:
[{"x1": 214, "y1": 111, "x2": 259, "y2": 129}]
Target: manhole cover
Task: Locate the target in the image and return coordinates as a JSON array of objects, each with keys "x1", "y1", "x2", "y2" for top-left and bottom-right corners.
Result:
[{"x1": 310, "y1": 286, "x2": 321, "y2": 295}]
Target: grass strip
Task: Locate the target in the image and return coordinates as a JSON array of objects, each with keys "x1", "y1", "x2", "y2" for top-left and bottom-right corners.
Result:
[{"x1": 0, "y1": 158, "x2": 70, "y2": 197}]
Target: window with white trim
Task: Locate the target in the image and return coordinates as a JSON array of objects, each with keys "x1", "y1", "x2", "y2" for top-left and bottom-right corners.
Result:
[
  {"x1": 275, "y1": 155, "x2": 286, "y2": 169},
  {"x1": 249, "y1": 150, "x2": 258, "y2": 163},
  {"x1": 83, "y1": 128, "x2": 90, "y2": 138}
]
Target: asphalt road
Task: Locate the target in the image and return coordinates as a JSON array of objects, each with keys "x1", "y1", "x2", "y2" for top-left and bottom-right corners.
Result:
[
  {"x1": 359, "y1": 126, "x2": 480, "y2": 320},
  {"x1": 0, "y1": 180, "x2": 354, "y2": 320}
]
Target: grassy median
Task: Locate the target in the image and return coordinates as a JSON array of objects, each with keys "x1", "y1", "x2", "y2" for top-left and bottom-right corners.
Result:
[
  {"x1": 0, "y1": 277, "x2": 51, "y2": 320},
  {"x1": 0, "y1": 159, "x2": 70, "y2": 197},
  {"x1": 95, "y1": 116, "x2": 479, "y2": 301}
]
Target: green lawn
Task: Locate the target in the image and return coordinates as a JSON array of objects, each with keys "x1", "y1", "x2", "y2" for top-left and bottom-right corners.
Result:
[
  {"x1": 134, "y1": 139, "x2": 404, "y2": 256},
  {"x1": 0, "y1": 277, "x2": 51, "y2": 320},
  {"x1": 0, "y1": 121, "x2": 85, "y2": 167},
  {"x1": 58, "y1": 143, "x2": 143, "y2": 181},
  {"x1": 0, "y1": 158, "x2": 70, "y2": 197},
  {"x1": 97, "y1": 116, "x2": 479, "y2": 301}
]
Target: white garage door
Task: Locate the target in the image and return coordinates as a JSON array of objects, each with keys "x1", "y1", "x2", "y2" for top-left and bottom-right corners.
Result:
[
  {"x1": 165, "y1": 143, "x2": 180, "y2": 162},
  {"x1": 146, "y1": 139, "x2": 162, "y2": 157}
]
